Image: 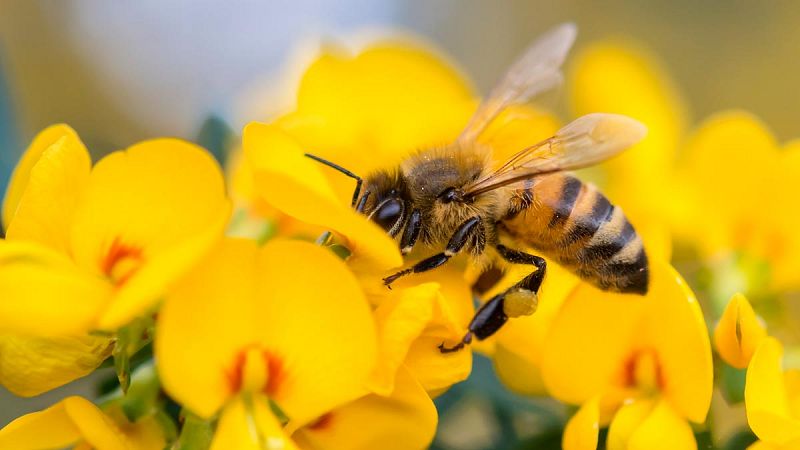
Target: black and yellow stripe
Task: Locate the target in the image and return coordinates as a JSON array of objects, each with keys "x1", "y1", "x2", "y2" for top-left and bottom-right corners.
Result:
[{"x1": 501, "y1": 173, "x2": 649, "y2": 294}]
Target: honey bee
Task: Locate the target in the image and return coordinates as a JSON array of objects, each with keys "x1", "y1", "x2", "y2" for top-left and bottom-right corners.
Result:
[{"x1": 307, "y1": 23, "x2": 649, "y2": 352}]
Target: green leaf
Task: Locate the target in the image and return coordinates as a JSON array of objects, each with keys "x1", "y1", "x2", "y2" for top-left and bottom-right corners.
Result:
[
  {"x1": 113, "y1": 316, "x2": 155, "y2": 393},
  {"x1": 173, "y1": 411, "x2": 214, "y2": 450},
  {"x1": 720, "y1": 362, "x2": 747, "y2": 404}
]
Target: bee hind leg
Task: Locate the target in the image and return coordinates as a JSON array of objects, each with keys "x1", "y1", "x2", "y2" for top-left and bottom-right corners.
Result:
[{"x1": 437, "y1": 245, "x2": 546, "y2": 353}]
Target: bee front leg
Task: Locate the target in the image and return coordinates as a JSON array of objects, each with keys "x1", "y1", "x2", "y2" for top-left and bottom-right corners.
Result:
[
  {"x1": 383, "y1": 216, "x2": 483, "y2": 287},
  {"x1": 438, "y1": 244, "x2": 546, "y2": 353}
]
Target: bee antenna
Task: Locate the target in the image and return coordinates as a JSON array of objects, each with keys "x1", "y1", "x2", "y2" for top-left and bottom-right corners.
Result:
[{"x1": 303, "y1": 153, "x2": 363, "y2": 208}]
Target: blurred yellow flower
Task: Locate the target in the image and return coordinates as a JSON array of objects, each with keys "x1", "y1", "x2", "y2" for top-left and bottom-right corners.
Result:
[
  {"x1": 542, "y1": 260, "x2": 713, "y2": 450},
  {"x1": 569, "y1": 40, "x2": 800, "y2": 293},
  {"x1": 0, "y1": 396, "x2": 166, "y2": 450},
  {"x1": 745, "y1": 337, "x2": 800, "y2": 449},
  {"x1": 714, "y1": 293, "x2": 767, "y2": 369},
  {"x1": 155, "y1": 238, "x2": 377, "y2": 449},
  {"x1": 0, "y1": 124, "x2": 229, "y2": 395},
  {"x1": 568, "y1": 40, "x2": 687, "y2": 260}
]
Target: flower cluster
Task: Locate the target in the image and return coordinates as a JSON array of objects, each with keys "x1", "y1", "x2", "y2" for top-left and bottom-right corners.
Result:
[{"x1": 0, "y1": 32, "x2": 797, "y2": 450}]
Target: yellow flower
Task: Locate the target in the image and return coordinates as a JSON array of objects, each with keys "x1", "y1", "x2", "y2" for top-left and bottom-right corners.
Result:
[
  {"x1": 568, "y1": 40, "x2": 688, "y2": 261},
  {"x1": 744, "y1": 337, "x2": 800, "y2": 449},
  {"x1": 542, "y1": 260, "x2": 713, "y2": 450},
  {"x1": 0, "y1": 125, "x2": 229, "y2": 395},
  {"x1": 714, "y1": 293, "x2": 767, "y2": 369},
  {"x1": 0, "y1": 396, "x2": 167, "y2": 450},
  {"x1": 155, "y1": 238, "x2": 377, "y2": 449},
  {"x1": 1, "y1": 124, "x2": 230, "y2": 333}
]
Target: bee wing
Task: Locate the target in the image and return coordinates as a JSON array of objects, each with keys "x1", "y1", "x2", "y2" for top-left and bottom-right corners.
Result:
[
  {"x1": 464, "y1": 113, "x2": 647, "y2": 197},
  {"x1": 457, "y1": 22, "x2": 577, "y2": 145}
]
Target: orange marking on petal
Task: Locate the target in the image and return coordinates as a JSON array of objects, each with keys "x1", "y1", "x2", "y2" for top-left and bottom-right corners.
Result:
[
  {"x1": 264, "y1": 352, "x2": 284, "y2": 397},
  {"x1": 101, "y1": 237, "x2": 144, "y2": 285},
  {"x1": 308, "y1": 413, "x2": 334, "y2": 431},
  {"x1": 621, "y1": 348, "x2": 665, "y2": 392}
]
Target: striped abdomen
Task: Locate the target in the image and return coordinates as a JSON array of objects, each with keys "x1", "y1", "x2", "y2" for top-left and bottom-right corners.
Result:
[{"x1": 500, "y1": 173, "x2": 648, "y2": 294}]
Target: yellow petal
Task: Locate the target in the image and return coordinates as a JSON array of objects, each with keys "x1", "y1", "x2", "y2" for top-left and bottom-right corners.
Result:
[
  {"x1": 254, "y1": 239, "x2": 377, "y2": 426},
  {"x1": 5, "y1": 129, "x2": 91, "y2": 254},
  {"x1": 542, "y1": 260, "x2": 712, "y2": 424},
  {"x1": 0, "y1": 333, "x2": 113, "y2": 397},
  {"x1": 68, "y1": 138, "x2": 229, "y2": 329},
  {"x1": 210, "y1": 397, "x2": 297, "y2": 450},
  {"x1": 369, "y1": 283, "x2": 439, "y2": 396},
  {"x1": 98, "y1": 202, "x2": 230, "y2": 330},
  {"x1": 292, "y1": 367, "x2": 436, "y2": 450},
  {"x1": 3, "y1": 124, "x2": 82, "y2": 230},
  {"x1": 0, "y1": 240, "x2": 112, "y2": 335},
  {"x1": 639, "y1": 262, "x2": 713, "y2": 423},
  {"x1": 626, "y1": 399, "x2": 697, "y2": 450},
  {"x1": 563, "y1": 397, "x2": 600, "y2": 450},
  {"x1": 762, "y1": 141, "x2": 800, "y2": 290},
  {"x1": 104, "y1": 407, "x2": 167, "y2": 450},
  {"x1": 607, "y1": 399, "x2": 655, "y2": 450},
  {"x1": 568, "y1": 41, "x2": 686, "y2": 232},
  {"x1": 492, "y1": 257, "x2": 579, "y2": 395},
  {"x1": 745, "y1": 337, "x2": 800, "y2": 445},
  {"x1": 541, "y1": 277, "x2": 645, "y2": 405},
  {"x1": 714, "y1": 293, "x2": 767, "y2": 369},
  {"x1": 0, "y1": 396, "x2": 127, "y2": 450},
  {"x1": 290, "y1": 42, "x2": 474, "y2": 174},
  {"x1": 244, "y1": 122, "x2": 401, "y2": 271},
  {"x1": 677, "y1": 111, "x2": 778, "y2": 253},
  {"x1": 156, "y1": 238, "x2": 260, "y2": 418}
]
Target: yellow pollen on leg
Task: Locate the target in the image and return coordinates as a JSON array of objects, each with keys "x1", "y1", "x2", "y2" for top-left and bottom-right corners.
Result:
[{"x1": 503, "y1": 289, "x2": 539, "y2": 318}]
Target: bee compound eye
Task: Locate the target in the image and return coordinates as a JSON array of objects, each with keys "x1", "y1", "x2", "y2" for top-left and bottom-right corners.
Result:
[{"x1": 374, "y1": 199, "x2": 404, "y2": 235}]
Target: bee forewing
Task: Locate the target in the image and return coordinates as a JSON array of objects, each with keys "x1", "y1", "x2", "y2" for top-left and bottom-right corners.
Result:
[
  {"x1": 458, "y1": 23, "x2": 577, "y2": 144},
  {"x1": 550, "y1": 113, "x2": 649, "y2": 168}
]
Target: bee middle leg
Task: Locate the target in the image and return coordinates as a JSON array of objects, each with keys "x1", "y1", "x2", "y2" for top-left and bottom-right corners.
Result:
[
  {"x1": 383, "y1": 216, "x2": 484, "y2": 287},
  {"x1": 439, "y1": 244, "x2": 546, "y2": 353}
]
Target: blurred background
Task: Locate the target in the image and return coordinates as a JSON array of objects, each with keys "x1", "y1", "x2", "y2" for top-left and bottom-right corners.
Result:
[{"x1": 2, "y1": 1, "x2": 799, "y2": 447}]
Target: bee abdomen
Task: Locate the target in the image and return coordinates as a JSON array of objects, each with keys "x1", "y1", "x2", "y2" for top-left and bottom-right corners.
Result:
[{"x1": 501, "y1": 174, "x2": 649, "y2": 294}]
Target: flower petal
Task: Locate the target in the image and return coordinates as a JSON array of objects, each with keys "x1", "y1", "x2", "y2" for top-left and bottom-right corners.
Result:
[
  {"x1": 369, "y1": 283, "x2": 439, "y2": 396},
  {"x1": 293, "y1": 367, "x2": 437, "y2": 450},
  {"x1": 626, "y1": 399, "x2": 697, "y2": 450},
  {"x1": 5, "y1": 128, "x2": 91, "y2": 254},
  {"x1": 69, "y1": 138, "x2": 229, "y2": 328},
  {"x1": 156, "y1": 238, "x2": 261, "y2": 418},
  {"x1": 677, "y1": 111, "x2": 778, "y2": 254},
  {"x1": 639, "y1": 262, "x2": 713, "y2": 423},
  {"x1": 244, "y1": 122, "x2": 401, "y2": 271},
  {"x1": 254, "y1": 239, "x2": 378, "y2": 426},
  {"x1": 568, "y1": 41, "x2": 685, "y2": 216},
  {"x1": 492, "y1": 257, "x2": 579, "y2": 395},
  {"x1": 714, "y1": 293, "x2": 767, "y2": 369},
  {"x1": 745, "y1": 337, "x2": 800, "y2": 445},
  {"x1": 0, "y1": 396, "x2": 127, "y2": 450},
  {"x1": 2, "y1": 124, "x2": 82, "y2": 230},
  {"x1": 210, "y1": 397, "x2": 297, "y2": 450},
  {"x1": 289, "y1": 42, "x2": 474, "y2": 175},
  {"x1": 0, "y1": 333, "x2": 113, "y2": 397},
  {"x1": 563, "y1": 397, "x2": 600, "y2": 450},
  {"x1": 0, "y1": 240, "x2": 112, "y2": 335},
  {"x1": 541, "y1": 277, "x2": 645, "y2": 405}
]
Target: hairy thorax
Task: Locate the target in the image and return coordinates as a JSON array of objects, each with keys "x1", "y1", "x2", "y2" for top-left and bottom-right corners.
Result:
[{"x1": 400, "y1": 144, "x2": 504, "y2": 251}]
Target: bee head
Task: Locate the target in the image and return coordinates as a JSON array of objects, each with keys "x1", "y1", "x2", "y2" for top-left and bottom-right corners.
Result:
[{"x1": 360, "y1": 170, "x2": 409, "y2": 237}]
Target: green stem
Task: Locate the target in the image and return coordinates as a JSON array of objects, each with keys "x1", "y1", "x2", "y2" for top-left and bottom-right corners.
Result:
[{"x1": 173, "y1": 411, "x2": 214, "y2": 450}]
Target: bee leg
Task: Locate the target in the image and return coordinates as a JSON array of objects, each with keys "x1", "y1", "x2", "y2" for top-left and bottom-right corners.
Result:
[
  {"x1": 399, "y1": 209, "x2": 422, "y2": 255},
  {"x1": 383, "y1": 216, "x2": 483, "y2": 287},
  {"x1": 437, "y1": 245, "x2": 546, "y2": 353}
]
